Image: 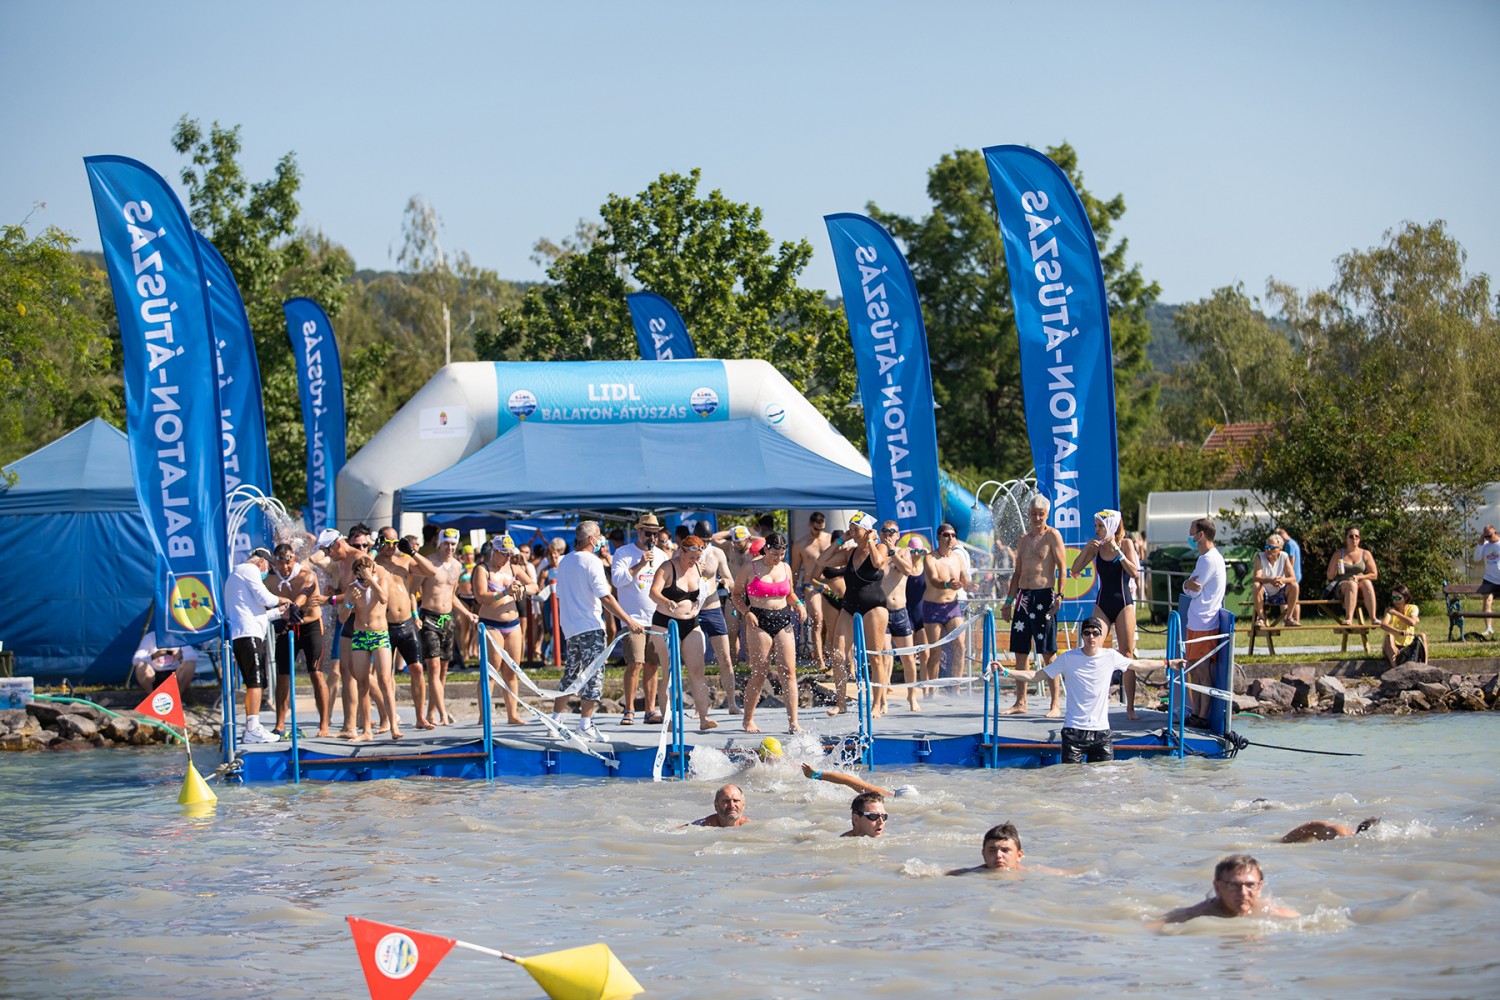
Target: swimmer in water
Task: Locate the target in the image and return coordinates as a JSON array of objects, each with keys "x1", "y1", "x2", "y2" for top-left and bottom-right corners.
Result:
[
  {"x1": 842, "y1": 791, "x2": 888, "y2": 838},
  {"x1": 802, "y1": 761, "x2": 892, "y2": 796},
  {"x1": 1280, "y1": 817, "x2": 1380, "y2": 842},
  {"x1": 1160, "y1": 854, "x2": 1299, "y2": 924},
  {"x1": 691, "y1": 784, "x2": 748, "y2": 828},
  {"x1": 946, "y1": 822, "x2": 1071, "y2": 875}
]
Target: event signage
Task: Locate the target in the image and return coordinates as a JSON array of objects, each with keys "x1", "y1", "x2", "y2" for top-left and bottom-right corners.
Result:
[
  {"x1": 626, "y1": 291, "x2": 697, "y2": 360},
  {"x1": 282, "y1": 298, "x2": 347, "y2": 535},
  {"x1": 983, "y1": 144, "x2": 1119, "y2": 619},
  {"x1": 197, "y1": 234, "x2": 272, "y2": 559},
  {"x1": 84, "y1": 155, "x2": 228, "y2": 643},
  {"x1": 493, "y1": 360, "x2": 731, "y2": 434},
  {"x1": 824, "y1": 213, "x2": 942, "y2": 541}
]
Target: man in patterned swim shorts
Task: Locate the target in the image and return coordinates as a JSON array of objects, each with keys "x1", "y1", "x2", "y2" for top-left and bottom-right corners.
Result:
[
  {"x1": 551, "y1": 520, "x2": 643, "y2": 741},
  {"x1": 1003, "y1": 494, "x2": 1066, "y2": 718}
]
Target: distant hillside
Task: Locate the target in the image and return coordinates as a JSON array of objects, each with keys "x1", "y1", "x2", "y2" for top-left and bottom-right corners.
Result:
[{"x1": 1145, "y1": 301, "x2": 1188, "y2": 373}]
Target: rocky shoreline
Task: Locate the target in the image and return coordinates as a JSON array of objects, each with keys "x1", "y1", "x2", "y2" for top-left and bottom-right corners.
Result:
[{"x1": 2, "y1": 658, "x2": 1495, "y2": 752}]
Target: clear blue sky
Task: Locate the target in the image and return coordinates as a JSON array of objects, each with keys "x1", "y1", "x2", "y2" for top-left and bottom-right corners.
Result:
[{"x1": 4, "y1": 1, "x2": 1497, "y2": 306}]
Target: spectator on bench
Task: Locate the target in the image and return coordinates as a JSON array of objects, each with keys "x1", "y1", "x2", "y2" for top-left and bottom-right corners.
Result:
[
  {"x1": 1325, "y1": 526, "x2": 1378, "y2": 626},
  {"x1": 1252, "y1": 532, "x2": 1301, "y2": 627}
]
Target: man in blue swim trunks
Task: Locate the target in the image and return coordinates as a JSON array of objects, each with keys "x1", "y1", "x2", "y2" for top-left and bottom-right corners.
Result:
[{"x1": 1003, "y1": 494, "x2": 1066, "y2": 717}]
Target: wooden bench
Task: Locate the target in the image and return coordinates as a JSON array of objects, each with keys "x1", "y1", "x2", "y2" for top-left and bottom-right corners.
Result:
[
  {"x1": 1442, "y1": 581, "x2": 1500, "y2": 641},
  {"x1": 1241, "y1": 599, "x2": 1376, "y2": 656}
]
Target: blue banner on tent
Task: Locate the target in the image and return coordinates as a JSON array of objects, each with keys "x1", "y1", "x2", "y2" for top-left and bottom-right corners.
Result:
[
  {"x1": 493, "y1": 360, "x2": 731, "y2": 435},
  {"x1": 198, "y1": 235, "x2": 272, "y2": 559},
  {"x1": 84, "y1": 155, "x2": 228, "y2": 644},
  {"x1": 824, "y1": 213, "x2": 942, "y2": 542},
  {"x1": 283, "y1": 298, "x2": 346, "y2": 534},
  {"x1": 983, "y1": 144, "x2": 1120, "y2": 620},
  {"x1": 627, "y1": 291, "x2": 696, "y2": 361}
]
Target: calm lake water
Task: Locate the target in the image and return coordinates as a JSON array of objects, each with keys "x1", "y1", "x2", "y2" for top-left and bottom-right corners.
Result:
[{"x1": 1, "y1": 714, "x2": 1496, "y2": 999}]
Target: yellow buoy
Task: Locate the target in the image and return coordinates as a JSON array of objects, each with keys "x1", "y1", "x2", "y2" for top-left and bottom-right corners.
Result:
[
  {"x1": 178, "y1": 760, "x2": 218, "y2": 806},
  {"x1": 517, "y1": 942, "x2": 643, "y2": 1000}
]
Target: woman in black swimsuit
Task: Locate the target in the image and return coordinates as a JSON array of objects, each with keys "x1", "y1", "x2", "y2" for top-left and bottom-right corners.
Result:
[
  {"x1": 832, "y1": 512, "x2": 891, "y2": 717},
  {"x1": 1070, "y1": 509, "x2": 1142, "y2": 718},
  {"x1": 648, "y1": 535, "x2": 718, "y2": 731}
]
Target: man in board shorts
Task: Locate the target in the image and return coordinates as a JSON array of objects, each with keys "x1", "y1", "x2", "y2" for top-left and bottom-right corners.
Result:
[{"x1": 1003, "y1": 494, "x2": 1066, "y2": 717}]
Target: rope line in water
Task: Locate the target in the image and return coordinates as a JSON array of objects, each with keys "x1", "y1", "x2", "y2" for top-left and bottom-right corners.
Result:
[{"x1": 1245, "y1": 739, "x2": 1364, "y2": 757}]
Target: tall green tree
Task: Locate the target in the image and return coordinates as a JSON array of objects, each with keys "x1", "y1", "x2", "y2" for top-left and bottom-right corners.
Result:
[
  {"x1": 170, "y1": 117, "x2": 375, "y2": 509},
  {"x1": 476, "y1": 169, "x2": 859, "y2": 438},
  {"x1": 1157, "y1": 283, "x2": 1300, "y2": 442},
  {"x1": 866, "y1": 144, "x2": 1159, "y2": 483},
  {"x1": 1220, "y1": 220, "x2": 1497, "y2": 596},
  {"x1": 0, "y1": 217, "x2": 120, "y2": 470}
]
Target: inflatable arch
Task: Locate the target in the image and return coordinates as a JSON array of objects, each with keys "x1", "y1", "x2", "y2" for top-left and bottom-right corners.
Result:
[{"x1": 337, "y1": 360, "x2": 872, "y2": 527}]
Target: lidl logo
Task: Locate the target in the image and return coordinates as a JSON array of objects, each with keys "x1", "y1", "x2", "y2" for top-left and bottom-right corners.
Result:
[{"x1": 169, "y1": 575, "x2": 216, "y2": 631}]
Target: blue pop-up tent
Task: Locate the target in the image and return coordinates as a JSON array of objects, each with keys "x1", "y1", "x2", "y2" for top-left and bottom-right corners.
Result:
[
  {"x1": 0, "y1": 419, "x2": 154, "y2": 682},
  {"x1": 397, "y1": 419, "x2": 877, "y2": 516}
]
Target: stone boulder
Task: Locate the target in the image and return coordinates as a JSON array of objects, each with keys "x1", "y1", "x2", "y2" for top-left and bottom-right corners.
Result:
[
  {"x1": 128, "y1": 723, "x2": 160, "y2": 746},
  {"x1": 1396, "y1": 689, "x2": 1432, "y2": 712},
  {"x1": 1331, "y1": 690, "x2": 1371, "y2": 715},
  {"x1": 1379, "y1": 665, "x2": 1450, "y2": 698},
  {"x1": 1446, "y1": 685, "x2": 1489, "y2": 711},
  {"x1": 0, "y1": 708, "x2": 26, "y2": 733},
  {"x1": 1418, "y1": 682, "x2": 1451, "y2": 703},
  {"x1": 104, "y1": 717, "x2": 136, "y2": 743},
  {"x1": 56, "y1": 714, "x2": 101, "y2": 740},
  {"x1": 32, "y1": 729, "x2": 61, "y2": 748},
  {"x1": 1247, "y1": 678, "x2": 1297, "y2": 710},
  {"x1": 0, "y1": 732, "x2": 28, "y2": 751},
  {"x1": 25, "y1": 702, "x2": 67, "y2": 727},
  {"x1": 1315, "y1": 675, "x2": 1348, "y2": 698}
]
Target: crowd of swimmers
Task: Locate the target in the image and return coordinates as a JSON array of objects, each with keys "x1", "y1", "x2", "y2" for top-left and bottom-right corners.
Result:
[{"x1": 688, "y1": 739, "x2": 1380, "y2": 925}]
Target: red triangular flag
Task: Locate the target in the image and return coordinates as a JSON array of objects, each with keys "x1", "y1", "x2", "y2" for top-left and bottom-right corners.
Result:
[
  {"x1": 134, "y1": 673, "x2": 187, "y2": 729},
  {"x1": 347, "y1": 916, "x2": 457, "y2": 1000}
]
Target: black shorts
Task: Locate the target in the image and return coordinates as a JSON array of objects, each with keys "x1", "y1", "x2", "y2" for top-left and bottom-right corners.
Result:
[
  {"x1": 420, "y1": 610, "x2": 455, "y2": 661},
  {"x1": 887, "y1": 606, "x2": 915, "y2": 637},
  {"x1": 1061, "y1": 727, "x2": 1113, "y2": 764},
  {"x1": 388, "y1": 617, "x2": 422, "y2": 668},
  {"x1": 1479, "y1": 580, "x2": 1500, "y2": 597},
  {"x1": 233, "y1": 635, "x2": 269, "y2": 689},
  {"x1": 1010, "y1": 588, "x2": 1058, "y2": 656},
  {"x1": 272, "y1": 622, "x2": 324, "y2": 674}
]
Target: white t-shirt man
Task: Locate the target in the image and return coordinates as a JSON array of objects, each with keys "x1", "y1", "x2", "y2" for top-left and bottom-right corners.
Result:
[
  {"x1": 1474, "y1": 540, "x2": 1500, "y2": 586},
  {"x1": 611, "y1": 541, "x2": 664, "y2": 624},
  {"x1": 1040, "y1": 647, "x2": 1134, "y2": 731},
  {"x1": 555, "y1": 549, "x2": 612, "y2": 638},
  {"x1": 1186, "y1": 548, "x2": 1227, "y2": 631},
  {"x1": 224, "y1": 561, "x2": 284, "y2": 640}
]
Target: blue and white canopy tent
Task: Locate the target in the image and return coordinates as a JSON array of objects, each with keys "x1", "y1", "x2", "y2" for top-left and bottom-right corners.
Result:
[
  {"x1": 338, "y1": 359, "x2": 877, "y2": 523},
  {"x1": 0, "y1": 419, "x2": 154, "y2": 682}
]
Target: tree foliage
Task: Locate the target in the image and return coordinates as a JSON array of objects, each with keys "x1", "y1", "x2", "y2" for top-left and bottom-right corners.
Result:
[
  {"x1": 1211, "y1": 221, "x2": 1497, "y2": 597},
  {"x1": 866, "y1": 144, "x2": 1159, "y2": 483},
  {"x1": 0, "y1": 217, "x2": 120, "y2": 470},
  {"x1": 475, "y1": 169, "x2": 860, "y2": 438},
  {"x1": 171, "y1": 117, "x2": 372, "y2": 509}
]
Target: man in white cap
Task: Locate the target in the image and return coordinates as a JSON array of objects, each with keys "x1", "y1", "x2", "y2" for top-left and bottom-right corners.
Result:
[
  {"x1": 611, "y1": 513, "x2": 668, "y2": 724},
  {"x1": 224, "y1": 547, "x2": 293, "y2": 743}
]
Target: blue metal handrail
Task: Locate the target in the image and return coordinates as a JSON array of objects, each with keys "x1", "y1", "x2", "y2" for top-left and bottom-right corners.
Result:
[
  {"x1": 1165, "y1": 610, "x2": 1185, "y2": 757},
  {"x1": 851, "y1": 614, "x2": 873, "y2": 772},
  {"x1": 981, "y1": 610, "x2": 997, "y2": 768},
  {"x1": 669, "y1": 620, "x2": 685, "y2": 779},
  {"x1": 219, "y1": 628, "x2": 235, "y2": 765},
  {"x1": 479, "y1": 622, "x2": 494, "y2": 781},
  {"x1": 285, "y1": 628, "x2": 300, "y2": 784}
]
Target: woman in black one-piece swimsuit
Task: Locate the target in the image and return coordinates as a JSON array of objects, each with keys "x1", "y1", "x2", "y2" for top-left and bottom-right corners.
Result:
[
  {"x1": 1070, "y1": 510, "x2": 1142, "y2": 718},
  {"x1": 831, "y1": 514, "x2": 890, "y2": 717}
]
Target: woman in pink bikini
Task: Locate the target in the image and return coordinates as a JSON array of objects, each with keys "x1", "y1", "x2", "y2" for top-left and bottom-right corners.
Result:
[{"x1": 732, "y1": 532, "x2": 806, "y2": 734}]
